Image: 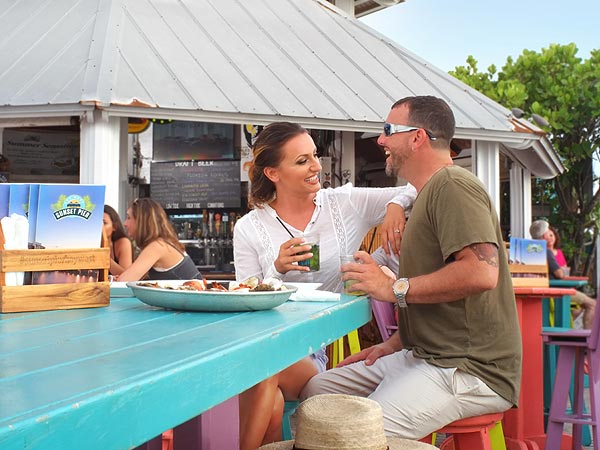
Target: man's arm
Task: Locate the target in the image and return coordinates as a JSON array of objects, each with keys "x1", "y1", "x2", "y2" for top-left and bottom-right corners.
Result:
[{"x1": 346, "y1": 243, "x2": 499, "y2": 304}]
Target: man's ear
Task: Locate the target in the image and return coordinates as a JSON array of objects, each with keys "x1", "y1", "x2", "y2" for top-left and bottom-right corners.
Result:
[
  {"x1": 264, "y1": 167, "x2": 279, "y2": 183},
  {"x1": 412, "y1": 129, "x2": 428, "y2": 148}
]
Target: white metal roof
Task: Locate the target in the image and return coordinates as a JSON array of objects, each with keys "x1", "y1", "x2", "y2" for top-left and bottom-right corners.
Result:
[{"x1": 0, "y1": 0, "x2": 563, "y2": 177}]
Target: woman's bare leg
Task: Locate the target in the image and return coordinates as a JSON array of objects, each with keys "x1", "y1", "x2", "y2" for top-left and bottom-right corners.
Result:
[
  {"x1": 239, "y1": 375, "x2": 279, "y2": 450},
  {"x1": 262, "y1": 387, "x2": 284, "y2": 445},
  {"x1": 279, "y1": 356, "x2": 319, "y2": 399},
  {"x1": 239, "y1": 357, "x2": 318, "y2": 450}
]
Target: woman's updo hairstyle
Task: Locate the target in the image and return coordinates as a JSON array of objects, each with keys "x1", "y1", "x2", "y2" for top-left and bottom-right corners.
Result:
[{"x1": 247, "y1": 122, "x2": 308, "y2": 208}]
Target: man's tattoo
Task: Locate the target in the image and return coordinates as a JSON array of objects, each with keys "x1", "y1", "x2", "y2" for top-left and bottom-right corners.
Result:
[{"x1": 469, "y1": 243, "x2": 499, "y2": 267}]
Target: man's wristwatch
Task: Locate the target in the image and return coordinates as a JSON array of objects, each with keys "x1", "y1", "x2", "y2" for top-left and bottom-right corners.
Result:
[{"x1": 392, "y1": 278, "x2": 410, "y2": 308}]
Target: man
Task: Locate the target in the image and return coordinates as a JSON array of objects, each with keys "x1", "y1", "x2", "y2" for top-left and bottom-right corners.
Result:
[
  {"x1": 301, "y1": 96, "x2": 521, "y2": 439},
  {"x1": 530, "y1": 219, "x2": 595, "y2": 329}
]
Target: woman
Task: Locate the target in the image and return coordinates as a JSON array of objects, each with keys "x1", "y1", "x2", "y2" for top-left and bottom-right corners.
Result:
[
  {"x1": 233, "y1": 122, "x2": 416, "y2": 449},
  {"x1": 103, "y1": 205, "x2": 133, "y2": 276},
  {"x1": 548, "y1": 225, "x2": 568, "y2": 269},
  {"x1": 116, "y1": 198, "x2": 200, "y2": 281}
]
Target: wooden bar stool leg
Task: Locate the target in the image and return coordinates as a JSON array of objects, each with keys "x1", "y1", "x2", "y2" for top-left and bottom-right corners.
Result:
[
  {"x1": 589, "y1": 354, "x2": 600, "y2": 450},
  {"x1": 347, "y1": 329, "x2": 361, "y2": 355},
  {"x1": 545, "y1": 346, "x2": 577, "y2": 448},
  {"x1": 571, "y1": 350, "x2": 586, "y2": 450},
  {"x1": 331, "y1": 330, "x2": 361, "y2": 368},
  {"x1": 282, "y1": 400, "x2": 299, "y2": 441}
]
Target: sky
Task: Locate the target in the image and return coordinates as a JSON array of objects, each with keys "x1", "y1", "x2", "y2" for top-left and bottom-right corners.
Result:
[{"x1": 360, "y1": 0, "x2": 598, "y2": 73}]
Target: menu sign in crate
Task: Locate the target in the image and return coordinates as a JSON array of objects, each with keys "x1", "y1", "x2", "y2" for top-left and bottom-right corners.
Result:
[{"x1": 150, "y1": 160, "x2": 241, "y2": 209}]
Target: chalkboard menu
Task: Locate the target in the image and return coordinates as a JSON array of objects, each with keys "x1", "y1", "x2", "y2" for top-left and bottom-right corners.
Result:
[{"x1": 150, "y1": 160, "x2": 241, "y2": 209}]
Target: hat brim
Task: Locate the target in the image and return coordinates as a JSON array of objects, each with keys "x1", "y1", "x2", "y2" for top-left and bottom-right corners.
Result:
[{"x1": 257, "y1": 437, "x2": 437, "y2": 450}]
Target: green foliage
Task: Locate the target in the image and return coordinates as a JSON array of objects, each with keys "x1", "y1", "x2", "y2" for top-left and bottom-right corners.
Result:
[{"x1": 450, "y1": 44, "x2": 600, "y2": 277}]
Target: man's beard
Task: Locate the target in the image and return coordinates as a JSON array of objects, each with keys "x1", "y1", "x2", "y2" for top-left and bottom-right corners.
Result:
[
  {"x1": 385, "y1": 152, "x2": 405, "y2": 177},
  {"x1": 385, "y1": 161, "x2": 394, "y2": 177}
]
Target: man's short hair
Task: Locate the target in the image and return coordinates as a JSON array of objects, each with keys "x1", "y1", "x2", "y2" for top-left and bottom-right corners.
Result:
[
  {"x1": 530, "y1": 220, "x2": 550, "y2": 239},
  {"x1": 392, "y1": 96, "x2": 455, "y2": 146}
]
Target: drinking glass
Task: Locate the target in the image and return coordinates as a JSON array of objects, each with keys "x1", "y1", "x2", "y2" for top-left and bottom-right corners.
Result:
[
  {"x1": 340, "y1": 255, "x2": 366, "y2": 295},
  {"x1": 297, "y1": 234, "x2": 320, "y2": 272}
]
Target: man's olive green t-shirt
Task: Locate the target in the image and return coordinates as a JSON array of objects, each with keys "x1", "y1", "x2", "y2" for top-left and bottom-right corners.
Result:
[{"x1": 398, "y1": 166, "x2": 521, "y2": 406}]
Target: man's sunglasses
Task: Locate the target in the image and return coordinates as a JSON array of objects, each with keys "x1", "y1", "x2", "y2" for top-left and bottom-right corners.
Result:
[{"x1": 383, "y1": 123, "x2": 437, "y2": 141}]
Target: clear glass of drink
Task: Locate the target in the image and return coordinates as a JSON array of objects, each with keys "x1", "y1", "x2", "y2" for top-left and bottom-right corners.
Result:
[
  {"x1": 340, "y1": 254, "x2": 366, "y2": 295},
  {"x1": 297, "y1": 234, "x2": 320, "y2": 272}
]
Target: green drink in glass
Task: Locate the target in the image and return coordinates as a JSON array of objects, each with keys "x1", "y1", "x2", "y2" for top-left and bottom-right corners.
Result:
[{"x1": 298, "y1": 234, "x2": 320, "y2": 271}]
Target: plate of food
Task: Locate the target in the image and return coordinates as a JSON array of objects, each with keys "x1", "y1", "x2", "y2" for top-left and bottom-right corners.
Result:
[{"x1": 127, "y1": 277, "x2": 296, "y2": 312}]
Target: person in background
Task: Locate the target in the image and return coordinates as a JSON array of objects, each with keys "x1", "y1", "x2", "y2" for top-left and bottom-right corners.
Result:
[
  {"x1": 103, "y1": 205, "x2": 133, "y2": 276},
  {"x1": 233, "y1": 121, "x2": 416, "y2": 450},
  {"x1": 301, "y1": 96, "x2": 520, "y2": 440},
  {"x1": 548, "y1": 225, "x2": 568, "y2": 270},
  {"x1": 115, "y1": 198, "x2": 200, "y2": 282},
  {"x1": 530, "y1": 219, "x2": 595, "y2": 329}
]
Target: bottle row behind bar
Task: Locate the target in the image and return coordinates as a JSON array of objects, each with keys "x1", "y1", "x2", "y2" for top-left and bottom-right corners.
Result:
[{"x1": 169, "y1": 209, "x2": 241, "y2": 274}]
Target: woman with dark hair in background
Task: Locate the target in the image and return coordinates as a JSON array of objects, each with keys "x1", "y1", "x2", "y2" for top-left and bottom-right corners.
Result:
[
  {"x1": 103, "y1": 205, "x2": 133, "y2": 276},
  {"x1": 548, "y1": 225, "x2": 568, "y2": 269}
]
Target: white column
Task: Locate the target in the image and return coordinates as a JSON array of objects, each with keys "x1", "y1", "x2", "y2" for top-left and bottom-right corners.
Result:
[
  {"x1": 80, "y1": 110, "x2": 121, "y2": 209},
  {"x1": 335, "y1": 0, "x2": 355, "y2": 16},
  {"x1": 118, "y1": 117, "x2": 131, "y2": 212},
  {"x1": 472, "y1": 141, "x2": 500, "y2": 216},
  {"x1": 510, "y1": 165, "x2": 532, "y2": 238},
  {"x1": 340, "y1": 131, "x2": 355, "y2": 185}
]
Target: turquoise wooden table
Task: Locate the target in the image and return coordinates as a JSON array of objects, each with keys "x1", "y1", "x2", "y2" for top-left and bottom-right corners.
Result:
[{"x1": 0, "y1": 294, "x2": 371, "y2": 450}]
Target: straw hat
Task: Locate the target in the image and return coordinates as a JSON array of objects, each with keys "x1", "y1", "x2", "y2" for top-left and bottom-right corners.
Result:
[
  {"x1": 257, "y1": 394, "x2": 438, "y2": 450},
  {"x1": 529, "y1": 219, "x2": 550, "y2": 239}
]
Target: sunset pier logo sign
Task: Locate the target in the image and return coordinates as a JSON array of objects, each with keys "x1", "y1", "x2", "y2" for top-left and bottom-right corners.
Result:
[{"x1": 52, "y1": 194, "x2": 96, "y2": 220}]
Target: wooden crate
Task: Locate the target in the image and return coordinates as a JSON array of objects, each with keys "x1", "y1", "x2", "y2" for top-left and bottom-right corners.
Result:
[
  {"x1": 0, "y1": 227, "x2": 110, "y2": 313},
  {"x1": 509, "y1": 264, "x2": 549, "y2": 288}
]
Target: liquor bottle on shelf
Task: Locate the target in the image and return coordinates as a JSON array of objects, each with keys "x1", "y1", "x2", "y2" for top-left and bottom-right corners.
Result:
[
  {"x1": 201, "y1": 209, "x2": 209, "y2": 238},
  {"x1": 214, "y1": 213, "x2": 222, "y2": 238}
]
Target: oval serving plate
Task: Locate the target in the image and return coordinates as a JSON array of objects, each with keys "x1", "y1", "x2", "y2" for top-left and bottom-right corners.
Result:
[{"x1": 126, "y1": 281, "x2": 297, "y2": 312}]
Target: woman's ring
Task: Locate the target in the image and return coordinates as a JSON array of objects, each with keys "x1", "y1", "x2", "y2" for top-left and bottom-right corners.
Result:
[{"x1": 394, "y1": 229, "x2": 401, "y2": 233}]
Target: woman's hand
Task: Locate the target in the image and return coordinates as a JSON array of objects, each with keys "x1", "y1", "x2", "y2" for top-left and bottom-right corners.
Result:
[
  {"x1": 273, "y1": 237, "x2": 312, "y2": 274},
  {"x1": 379, "y1": 203, "x2": 406, "y2": 255}
]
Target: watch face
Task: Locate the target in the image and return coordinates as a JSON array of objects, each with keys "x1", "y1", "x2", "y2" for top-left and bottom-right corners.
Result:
[{"x1": 394, "y1": 278, "x2": 409, "y2": 295}]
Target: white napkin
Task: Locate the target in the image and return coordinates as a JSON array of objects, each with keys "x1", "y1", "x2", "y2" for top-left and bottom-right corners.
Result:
[
  {"x1": 1, "y1": 213, "x2": 29, "y2": 286},
  {"x1": 289, "y1": 290, "x2": 340, "y2": 302},
  {"x1": 109, "y1": 281, "x2": 134, "y2": 297}
]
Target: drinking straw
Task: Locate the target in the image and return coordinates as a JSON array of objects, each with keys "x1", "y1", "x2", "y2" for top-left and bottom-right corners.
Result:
[{"x1": 276, "y1": 217, "x2": 295, "y2": 239}]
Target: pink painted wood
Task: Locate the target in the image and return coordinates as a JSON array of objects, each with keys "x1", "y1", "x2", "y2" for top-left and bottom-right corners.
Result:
[{"x1": 172, "y1": 396, "x2": 239, "y2": 450}]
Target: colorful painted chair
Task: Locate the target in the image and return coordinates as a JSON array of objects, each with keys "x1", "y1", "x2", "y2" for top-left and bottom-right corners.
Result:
[
  {"x1": 330, "y1": 329, "x2": 361, "y2": 367},
  {"x1": 370, "y1": 297, "x2": 398, "y2": 340},
  {"x1": 542, "y1": 290, "x2": 600, "y2": 450}
]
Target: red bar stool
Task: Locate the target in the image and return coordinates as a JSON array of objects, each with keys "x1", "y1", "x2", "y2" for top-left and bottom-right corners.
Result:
[{"x1": 419, "y1": 412, "x2": 511, "y2": 450}]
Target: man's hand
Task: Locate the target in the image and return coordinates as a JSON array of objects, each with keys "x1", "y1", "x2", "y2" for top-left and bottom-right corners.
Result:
[
  {"x1": 337, "y1": 341, "x2": 396, "y2": 367},
  {"x1": 340, "y1": 251, "x2": 396, "y2": 303}
]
